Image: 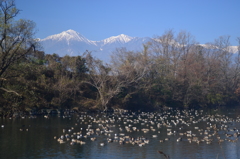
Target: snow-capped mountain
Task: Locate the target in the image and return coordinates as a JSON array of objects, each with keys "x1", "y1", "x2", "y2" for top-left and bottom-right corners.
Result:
[
  {"x1": 41, "y1": 30, "x2": 98, "y2": 57},
  {"x1": 42, "y1": 29, "x2": 92, "y2": 43},
  {"x1": 40, "y1": 30, "x2": 150, "y2": 61},
  {"x1": 228, "y1": 46, "x2": 239, "y2": 53},
  {"x1": 40, "y1": 30, "x2": 239, "y2": 62},
  {"x1": 101, "y1": 34, "x2": 133, "y2": 44}
]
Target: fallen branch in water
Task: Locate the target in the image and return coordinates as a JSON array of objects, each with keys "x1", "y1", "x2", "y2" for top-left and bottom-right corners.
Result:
[{"x1": 158, "y1": 150, "x2": 170, "y2": 159}]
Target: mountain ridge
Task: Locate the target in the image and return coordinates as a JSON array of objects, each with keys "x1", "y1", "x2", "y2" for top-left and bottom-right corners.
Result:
[
  {"x1": 40, "y1": 30, "x2": 239, "y2": 62},
  {"x1": 40, "y1": 29, "x2": 150, "y2": 61}
]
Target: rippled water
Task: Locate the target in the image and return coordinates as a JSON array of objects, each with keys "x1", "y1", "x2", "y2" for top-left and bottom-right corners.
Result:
[{"x1": 1, "y1": 107, "x2": 240, "y2": 159}]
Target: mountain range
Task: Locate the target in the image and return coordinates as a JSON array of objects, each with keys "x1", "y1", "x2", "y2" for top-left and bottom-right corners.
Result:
[
  {"x1": 40, "y1": 29, "x2": 151, "y2": 61},
  {"x1": 40, "y1": 29, "x2": 238, "y2": 62}
]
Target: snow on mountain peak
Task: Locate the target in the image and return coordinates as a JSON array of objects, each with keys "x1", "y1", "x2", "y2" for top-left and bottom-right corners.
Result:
[
  {"x1": 65, "y1": 29, "x2": 77, "y2": 34},
  {"x1": 228, "y1": 46, "x2": 239, "y2": 53},
  {"x1": 62, "y1": 29, "x2": 79, "y2": 37},
  {"x1": 42, "y1": 30, "x2": 135, "y2": 46},
  {"x1": 102, "y1": 34, "x2": 134, "y2": 44},
  {"x1": 43, "y1": 29, "x2": 88, "y2": 42}
]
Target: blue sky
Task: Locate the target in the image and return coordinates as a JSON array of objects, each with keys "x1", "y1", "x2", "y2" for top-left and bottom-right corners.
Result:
[{"x1": 16, "y1": 0, "x2": 240, "y2": 45}]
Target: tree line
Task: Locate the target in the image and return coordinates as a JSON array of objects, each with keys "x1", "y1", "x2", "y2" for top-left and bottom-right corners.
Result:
[{"x1": 0, "y1": 0, "x2": 240, "y2": 116}]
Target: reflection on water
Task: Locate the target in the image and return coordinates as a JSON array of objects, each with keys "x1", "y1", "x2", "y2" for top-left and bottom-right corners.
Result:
[{"x1": 1, "y1": 107, "x2": 240, "y2": 159}]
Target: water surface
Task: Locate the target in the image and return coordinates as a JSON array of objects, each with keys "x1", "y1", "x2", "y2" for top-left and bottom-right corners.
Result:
[{"x1": 1, "y1": 107, "x2": 240, "y2": 159}]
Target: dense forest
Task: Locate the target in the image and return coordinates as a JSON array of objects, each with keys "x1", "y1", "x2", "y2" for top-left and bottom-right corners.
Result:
[{"x1": 0, "y1": 0, "x2": 240, "y2": 116}]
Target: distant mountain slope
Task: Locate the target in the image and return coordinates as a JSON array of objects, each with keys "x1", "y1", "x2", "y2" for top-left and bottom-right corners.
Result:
[
  {"x1": 40, "y1": 30, "x2": 239, "y2": 62},
  {"x1": 40, "y1": 29, "x2": 151, "y2": 61}
]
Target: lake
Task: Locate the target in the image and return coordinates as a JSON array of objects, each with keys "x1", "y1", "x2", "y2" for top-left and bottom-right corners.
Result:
[{"x1": 1, "y1": 107, "x2": 240, "y2": 159}]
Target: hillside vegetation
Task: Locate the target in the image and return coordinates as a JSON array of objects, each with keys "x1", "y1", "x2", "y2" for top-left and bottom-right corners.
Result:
[{"x1": 1, "y1": 0, "x2": 240, "y2": 116}]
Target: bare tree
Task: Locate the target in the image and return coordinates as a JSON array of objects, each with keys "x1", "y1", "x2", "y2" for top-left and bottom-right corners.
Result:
[
  {"x1": 149, "y1": 30, "x2": 179, "y2": 79},
  {"x1": 83, "y1": 52, "x2": 117, "y2": 111},
  {"x1": 148, "y1": 30, "x2": 198, "y2": 107},
  {"x1": 84, "y1": 48, "x2": 150, "y2": 111}
]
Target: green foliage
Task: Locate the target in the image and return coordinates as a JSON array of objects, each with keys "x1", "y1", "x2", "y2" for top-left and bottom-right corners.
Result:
[{"x1": 207, "y1": 93, "x2": 225, "y2": 106}]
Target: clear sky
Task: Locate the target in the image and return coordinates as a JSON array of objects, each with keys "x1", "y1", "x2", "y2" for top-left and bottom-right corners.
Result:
[{"x1": 16, "y1": 0, "x2": 240, "y2": 45}]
